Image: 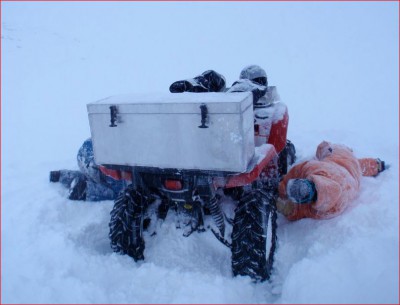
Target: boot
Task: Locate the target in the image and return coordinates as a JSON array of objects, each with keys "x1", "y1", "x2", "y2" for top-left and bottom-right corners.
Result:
[
  {"x1": 68, "y1": 176, "x2": 87, "y2": 200},
  {"x1": 169, "y1": 78, "x2": 208, "y2": 93},
  {"x1": 169, "y1": 70, "x2": 226, "y2": 93},
  {"x1": 49, "y1": 171, "x2": 61, "y2": 182}
]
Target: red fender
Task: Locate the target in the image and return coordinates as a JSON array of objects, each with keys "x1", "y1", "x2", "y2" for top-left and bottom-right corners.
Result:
[
  {"x1": 214, "y1": 144, "x2": 278, "y2": 188},
  {"x1": 99, "y1": 165, "x2": 132, "y2": 182},
  {"x1": 267, "y1": 107, "x2": 288, "y2": 154}
]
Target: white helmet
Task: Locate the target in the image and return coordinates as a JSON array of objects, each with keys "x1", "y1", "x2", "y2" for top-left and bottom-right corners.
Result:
[{"x1": 239, "y1": 65, "x2": 268, "y2": 86}]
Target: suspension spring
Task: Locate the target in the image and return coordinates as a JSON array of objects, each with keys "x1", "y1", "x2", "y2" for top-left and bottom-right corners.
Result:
[{"x1": 208, "y1": 195, "x2": 225, "y2": 237}]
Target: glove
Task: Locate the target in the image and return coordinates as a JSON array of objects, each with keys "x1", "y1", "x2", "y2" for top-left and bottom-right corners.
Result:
[
  {"x1": 376, "y1": 158, "x2": 386, "y2": 173},
  {"x1": 276, "y1": 197, "x2": 294, "y2": 217}
]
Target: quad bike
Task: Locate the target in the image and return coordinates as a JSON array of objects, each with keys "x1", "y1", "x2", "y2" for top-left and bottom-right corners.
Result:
[{"x1": 91, "y1": 89, "x2": 295, "y2": 281}]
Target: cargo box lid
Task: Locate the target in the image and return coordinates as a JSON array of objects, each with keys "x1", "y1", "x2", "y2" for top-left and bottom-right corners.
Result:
[{"x1": 87, "y1": 92, "x2": 253, "y2": 114}]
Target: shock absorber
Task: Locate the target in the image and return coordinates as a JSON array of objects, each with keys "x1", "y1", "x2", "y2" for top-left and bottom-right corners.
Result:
[{"x1": 208, "y1": 194, "x2": 225, "y2": 237}]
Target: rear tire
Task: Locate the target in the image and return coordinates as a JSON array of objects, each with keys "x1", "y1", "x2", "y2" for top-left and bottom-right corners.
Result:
[
  {"x1": 231, "y1": 190, "x2": 277, "y2": 281},
  {"x1": 109, "y1": 185, "x2": 147, "y2": 261}
]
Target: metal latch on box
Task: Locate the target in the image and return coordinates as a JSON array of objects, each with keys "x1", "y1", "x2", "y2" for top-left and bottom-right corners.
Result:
[
  {"x1": 109, "y1": 105, "x2": 118, "y2": 127},
  {"x1": 198, "y1": 104, "x2": 209, "y2": 128}
]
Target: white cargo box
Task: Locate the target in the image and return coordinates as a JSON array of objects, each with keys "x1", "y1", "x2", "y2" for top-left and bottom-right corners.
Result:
[{"x1": 87, "y1": 92, "x2": 255, "y2": 172}]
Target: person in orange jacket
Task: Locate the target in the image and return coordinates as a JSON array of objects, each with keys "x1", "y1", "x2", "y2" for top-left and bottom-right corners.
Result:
[{"x1": 277, "y1": 141, "x2": 386, "y2": 221}]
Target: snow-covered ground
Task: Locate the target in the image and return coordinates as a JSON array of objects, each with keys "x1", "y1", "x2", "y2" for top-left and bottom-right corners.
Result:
[{"x1": 2, "y1": 2, "x2": 399, "y2": 304}]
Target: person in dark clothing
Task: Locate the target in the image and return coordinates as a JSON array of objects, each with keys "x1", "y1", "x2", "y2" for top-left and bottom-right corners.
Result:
[{"x1": 50, "y1": 138, "x2": 131, "y2": 201}]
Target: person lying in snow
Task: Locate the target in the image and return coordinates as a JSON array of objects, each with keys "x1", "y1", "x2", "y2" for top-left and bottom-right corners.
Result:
[
  {"x1": 50, "y1": 138, "x2": 131, "y2": 201},
  {"x1": 277, "y1": 141, "x2": 386, "y2": 221}
]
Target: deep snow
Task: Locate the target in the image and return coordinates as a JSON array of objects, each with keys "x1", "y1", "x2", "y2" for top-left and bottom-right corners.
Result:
[{"x1": 2, "y1": 2, "x2": 399, "y2": 304}]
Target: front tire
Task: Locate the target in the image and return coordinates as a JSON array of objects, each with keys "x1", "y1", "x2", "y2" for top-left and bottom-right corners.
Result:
[
  {"x1": 109, "y1": 185, "x2": 147, "y2": 261},
  {"x1": 278, "y1": 140, "x2": 297, "y2": 176},
  {"x1": 231, "y1": 190, "x2": 277, "y2": 281}
]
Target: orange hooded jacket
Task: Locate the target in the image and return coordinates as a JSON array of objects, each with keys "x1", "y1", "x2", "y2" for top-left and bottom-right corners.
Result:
[{"x1": 278, "y1": 141, "x2": 380, "y2": 221}]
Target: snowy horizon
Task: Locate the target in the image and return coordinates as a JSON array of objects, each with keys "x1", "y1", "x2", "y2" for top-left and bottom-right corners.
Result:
[{"x1": 2, "y1": 2, "x2": 399, "y2": 304}]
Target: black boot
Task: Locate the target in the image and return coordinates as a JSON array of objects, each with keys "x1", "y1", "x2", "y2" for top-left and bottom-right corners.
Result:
[
  {"x1": 169, "y1": 78, "x2": 208, "y2": 93},
  {"x1": 194, "y1": 70, "x2": 226, "y2": 92},
  {"x1": 68, "y1": 177, "x2": 87, "y2": 201},
  {"x1": 169, "y1": 70, "x2": 226, "y2": 93},
  {"x1": 49, "y1": 171, "x2": 61, "y2": 182}
]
